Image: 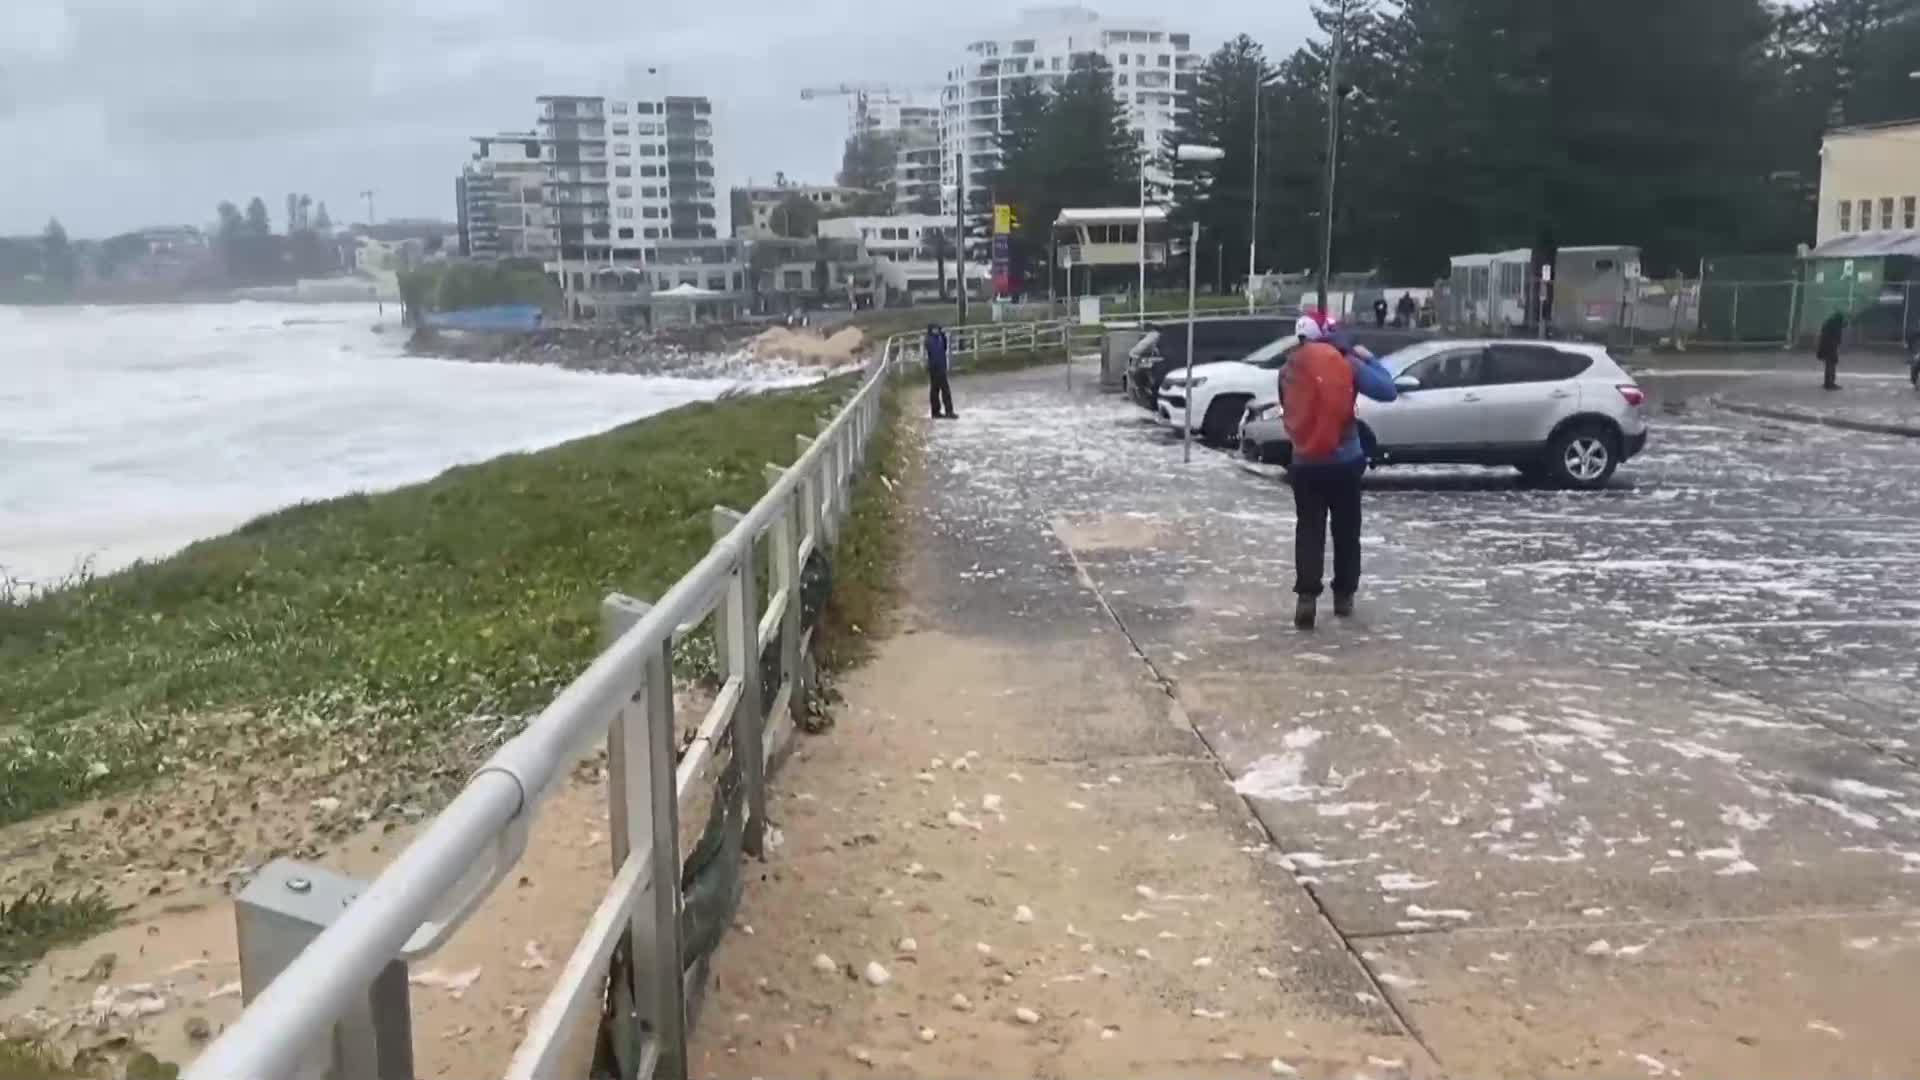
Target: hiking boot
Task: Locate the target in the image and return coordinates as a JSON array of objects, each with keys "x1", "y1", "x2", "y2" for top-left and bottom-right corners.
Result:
[
  {"x1": 1293, "y1": 596, "x2": 1317, "y2": 630},
  {"x1": 1333, "y1": 593, "x2": 1355, "y2": 617}
]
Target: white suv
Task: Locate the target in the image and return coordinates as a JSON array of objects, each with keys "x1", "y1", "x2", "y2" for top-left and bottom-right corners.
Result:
[
  {"x1": 1238, "y1": 339, "x2": 1650, "y2": 489},
  {"x1": 1157, "y1": 328, "x2": 1429, "y2": 445}
]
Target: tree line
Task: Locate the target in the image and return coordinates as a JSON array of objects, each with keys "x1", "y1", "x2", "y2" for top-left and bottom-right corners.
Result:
[
  {"x1": 214, "y1": 194, "x2": 338, "y2": 283},
  {"x1": 982, "y1": 0, "x2": 1920, "y2": 292}
]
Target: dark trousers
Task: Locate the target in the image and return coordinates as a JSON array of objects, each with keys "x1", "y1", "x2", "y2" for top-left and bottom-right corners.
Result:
[
  {"x1": 928, "y1": 368, "x2": 954, "y2": 417},
  {"x1": 1291, "y1": 461, "x2": 1365, "y2": 598},
  {"x1": 1821, "y1": 353, "x2": 1839, "y2": 389}
]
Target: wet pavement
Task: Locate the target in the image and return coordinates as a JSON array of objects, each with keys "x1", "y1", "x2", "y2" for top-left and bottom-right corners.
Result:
[{"x1": 917, "y1": 354, "x2": 1920, "y2": 1077}]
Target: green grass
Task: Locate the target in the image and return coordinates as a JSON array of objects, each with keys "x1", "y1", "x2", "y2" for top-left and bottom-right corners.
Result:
[
  {"x1": 0, "y1": 886, "x2": 118, "y2": 996},
  {"x1": 0, "y1": 1040, "x2": 82, "y2": 1080},
  {"x1": 816, "y1": 388, "x2": 908, "y2": 671},
  {"x1": 0, "y1": 379, "x2": 862, "y2": 826}
]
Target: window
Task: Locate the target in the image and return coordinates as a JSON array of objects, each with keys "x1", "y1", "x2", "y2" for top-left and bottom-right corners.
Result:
[
  {"x1": 638, "y1": 102, "x2": 657, "y2": 114},
  {"x1": 1137, "y1": 54, "x2": 1147, "y2": 66},
  {"x1": 1486, "y1": 344, "x2": 1592, "y2": 384},
  {"x1": 612, "y1": 102, "x2": 627, "y2": 114},
  {"x1": 1051, "y1": 56, "x2": 1061, "y2": 70},
  {"x1": 614, "y1": 165, "x2": 631, "y2": 178},
  {"x1": 1858, "y1": 199, "x2": 1874, "y2": 230},
  {"x1": 642, "y1": 186, "x2": 660, "y2": 198},
  {"x1": 615, "y1": 144, "x2": 630, "y2": 156},
  {"x1": 1401, "y1": 347, "x2": 1488, "y2": 390},
  {"x1": 615, "y1": 206, "x2": 633, "y2": 219},
  {"x1": 644, "y1": 227, "x2": 661, "y2": 239},
  {"x1": 1906, "y1": 196, "x2": 1916, "y2": 230},
  {"x1": 643, "y1": 207, "x2": 661, "y2": 219},
  {"x1": 640, "y1": 165, "x2": 660, "y2": 177},
  {"x1": 707, "y1": 272, "x2": 727, "y2": 290},
  {"x1": 1840, "y1": 200, "x2": 1852, "y2": 232},
  {"x1": 1118, "y1": 74, "x2": 1128, "y2": 86},
  {"x1": 611, "y1": 122, "x2": 628, "y2": 135},
  {"x1": 1881, "y1": 197, "x2": 1896, "y2": 230},
  {"x1": 617, "y1": 227, "x2": 634, "y2": 239},
  {"x1": 1118, "y1": 53, "x2": 1128, "y2": 65},
  {"x1": 615, "y1": 185, "x2": 632, "y2": 197},
  {"x1": 1158, "y1": 54, "x2": 1171, "y2": 67}
]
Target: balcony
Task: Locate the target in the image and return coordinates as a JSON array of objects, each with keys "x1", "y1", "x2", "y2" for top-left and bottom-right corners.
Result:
[
  {"x1": 543, "y1": 121, "x2": 607, "y2": 142},
  {"x1": 553, "y1": 207, "x2": 612, "y2": 226}
]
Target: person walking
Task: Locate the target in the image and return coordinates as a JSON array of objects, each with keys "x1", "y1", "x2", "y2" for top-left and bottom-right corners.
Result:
[
  {"x1": 1816, "y1": 309, "x2": 1845, "y2": 391},
  {"x1": 1282, "y1": 326, "x2": 1398, "y2": 629},
  {"x1": 1395, "y1": 292, "x2": 1417, "y2": 328},
  {"x1": 1372, "y1": 295, "x2": 1389, "y2": 328},
  {"x1": 925, "y1": 323, "x2": 956, "y2": 419}
]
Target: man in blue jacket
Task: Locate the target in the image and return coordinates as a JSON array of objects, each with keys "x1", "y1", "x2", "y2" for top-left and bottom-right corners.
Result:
[
  {"x1": 925, "y1": 324, "x2": 956, "y2": 419},
  {"x1": 1287, "y1": 325, "x2": 1399, "y2": 629}
]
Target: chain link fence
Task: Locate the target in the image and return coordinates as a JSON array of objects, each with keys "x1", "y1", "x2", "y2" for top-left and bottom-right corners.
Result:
[{"x1": 1439, "y1": 276, "x2": 1919, "y2": 351}]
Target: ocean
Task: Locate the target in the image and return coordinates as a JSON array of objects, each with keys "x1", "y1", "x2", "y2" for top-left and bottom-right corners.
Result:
[{"x1": 0, "y1": 302, "x2": 811, "y2": 586}]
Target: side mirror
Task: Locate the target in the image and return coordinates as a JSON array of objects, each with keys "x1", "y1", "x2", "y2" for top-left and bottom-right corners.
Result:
[{"x1": 1393, "y1": 374, "x2": 1421, "y2": 392}]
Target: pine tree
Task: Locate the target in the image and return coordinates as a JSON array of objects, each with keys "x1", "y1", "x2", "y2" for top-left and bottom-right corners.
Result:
[{"x1": 1163, "y1": 35, "x2": 1274, "y2": 292}]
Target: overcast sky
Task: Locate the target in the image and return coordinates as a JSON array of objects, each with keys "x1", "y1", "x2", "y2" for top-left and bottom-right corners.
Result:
[{"x1": 0, "y1": 1, "x2": 1320, "y2": 238}]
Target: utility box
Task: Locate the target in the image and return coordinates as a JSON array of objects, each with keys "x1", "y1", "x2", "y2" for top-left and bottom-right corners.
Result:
[
  {"x1": 1103, "y1": 329, "x2": 1143, "y2": 392},
  {"x1": 235, "y1": 859, "x2": 415, "y2": 1080}
]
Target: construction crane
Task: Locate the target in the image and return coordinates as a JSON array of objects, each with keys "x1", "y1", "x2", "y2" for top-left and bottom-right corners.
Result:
[{"x1": 798, "y1": 81, "x2": 938, "y2": 135}]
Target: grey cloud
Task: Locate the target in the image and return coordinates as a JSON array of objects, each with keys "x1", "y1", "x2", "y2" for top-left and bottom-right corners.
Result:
[{"x1": 3, "y1": 0, "x2": 1318, "y2": 236}]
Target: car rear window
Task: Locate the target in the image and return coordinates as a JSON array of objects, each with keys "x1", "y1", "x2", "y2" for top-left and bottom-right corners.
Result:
[{"x1": 1487, "y1": 345, "x2": 1593, "y2": 384}]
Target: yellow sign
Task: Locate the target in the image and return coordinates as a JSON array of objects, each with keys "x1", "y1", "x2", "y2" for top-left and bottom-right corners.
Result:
[{"x1": 993, "y1": 204, "x2": 1012, "y2": 235}]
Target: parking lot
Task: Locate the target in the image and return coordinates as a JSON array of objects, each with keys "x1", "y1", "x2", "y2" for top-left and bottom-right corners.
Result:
[{"x1": 923, "y1": 354, "x2": 1920, "y2": 1076}]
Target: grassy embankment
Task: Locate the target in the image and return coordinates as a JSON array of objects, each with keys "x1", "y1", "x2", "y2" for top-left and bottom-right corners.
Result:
[{"x1": 0, "y1": 376, "x2": 907, "y2": 831}]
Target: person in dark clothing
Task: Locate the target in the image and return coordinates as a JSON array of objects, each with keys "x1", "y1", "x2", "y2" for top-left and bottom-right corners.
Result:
[
  {"x1": 1372, "y1": 296, "x2": 1389, "y2": 328},
  {"x1": 925, "y1": 323, "x2": 956, "y2": 419},
  {"x1": 1816, "y1": 311, "x2": 1845, "y2": 390},
  {"x1": 1284, "y1": 326, "x2": 1399, "y2": 629},
  {"x1": 1394, "y1": 292, "x2": 1417, "y2": 328}
]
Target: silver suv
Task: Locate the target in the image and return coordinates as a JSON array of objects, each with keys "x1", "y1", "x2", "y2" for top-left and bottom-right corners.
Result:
[{"x1": 1239, "y1": 339, "x2": 1650, "y2": 489}]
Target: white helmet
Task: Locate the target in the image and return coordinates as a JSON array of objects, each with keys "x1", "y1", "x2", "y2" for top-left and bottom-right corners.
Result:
[{"x1": 1294, "y1": 313, "x2": 1323, "y2": 341}]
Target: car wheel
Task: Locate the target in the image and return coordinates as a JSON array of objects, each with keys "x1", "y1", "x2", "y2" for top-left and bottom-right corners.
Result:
[
  {"x1": 1548, "y1": 425, "x2": 1619, "y2": 490},
  {"x1": 1201, "y1": 396, "x2": 1248, "y2": 447}
]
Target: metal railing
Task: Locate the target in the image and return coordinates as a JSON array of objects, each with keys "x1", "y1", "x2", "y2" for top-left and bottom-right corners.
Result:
[{"x1": 184, "y1": 319, "x2": 1071, "y2": 1080}]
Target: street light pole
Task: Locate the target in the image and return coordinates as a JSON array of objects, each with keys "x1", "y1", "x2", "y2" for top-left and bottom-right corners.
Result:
[
  {"x1": 1247, "y1": 77, "x2": 1261, "y2": 313},
  {"x1": 1138, "y1": 159, "x2": 1148, "y2": 316},
  {"x1": 1174, "y1": 143, "x2": 1226, "y2": 464},
  {"x1": 1316, "y1": 15, "x2": 1343, "y2": 318},
  {"x1": 955, "y1": 152, "x2": 968, "y2": 328}
]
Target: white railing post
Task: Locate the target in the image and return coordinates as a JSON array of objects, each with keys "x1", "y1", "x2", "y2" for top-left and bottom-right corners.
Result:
[
  {"x1": 599, "y1": 594, "x2": 687, "y2": 1080},
  {"x1": 763, "y1": 467, "x2": 806, "y2": 732},
  {"x1": 711, "y1": 508, "x2": 767, "y2": 858},
  {"x1": 639, "y1": 628, "x2": 689, "y2": 1080},
  {"x1": 794, "y1": 435, "x2": 820, "y2": 556}
]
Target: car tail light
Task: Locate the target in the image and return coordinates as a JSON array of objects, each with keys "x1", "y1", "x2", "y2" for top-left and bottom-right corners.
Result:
[{"x1": 1617, "y1": 384, "x2": 1646, "y2": 407}]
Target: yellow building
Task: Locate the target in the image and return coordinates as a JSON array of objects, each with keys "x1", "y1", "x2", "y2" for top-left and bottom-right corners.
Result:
[{"x1": 1816, "y1": 118, "x2": 1920, "y2": 246}]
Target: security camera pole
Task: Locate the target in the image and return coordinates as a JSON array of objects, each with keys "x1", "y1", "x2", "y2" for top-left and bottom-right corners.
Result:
[
  {"x1": 1176, "y1": 143, "x2": 1227, "y2": 463},
  {"x1": 1316, "y1": 13, "x2": 1343, "y2": 317}
]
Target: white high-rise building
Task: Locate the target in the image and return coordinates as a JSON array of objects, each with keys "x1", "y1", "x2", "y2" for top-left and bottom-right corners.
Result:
[{"x1": 940, "y1": 6, "x2": 1196, "y2": 216}]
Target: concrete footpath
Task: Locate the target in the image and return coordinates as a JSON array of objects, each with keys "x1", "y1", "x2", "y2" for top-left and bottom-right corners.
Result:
[{"x1": 692, "y1": 360, "x2": 1920, "y2": 1080}]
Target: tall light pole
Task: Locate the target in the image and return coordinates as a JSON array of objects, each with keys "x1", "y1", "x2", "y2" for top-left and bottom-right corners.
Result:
[
  {"x1": 359, "y1": 189, "x2": 377, "y2": 227},
  {"x1": 1246, "y1": 72, "x2": 1268, "y2": 313},
  {"x1": 1316, "y1": 15, "x2": 1343, "y2": 318},
  {"x1": 1138, "y1": 157, "x2": 1149, "y2": 315},
  {"x1": 955, "y1": 152, "x2": 968, "y2": 327},
  {"x1": 1176, "y1": 143, "x2": 1226, "y2": 464}
]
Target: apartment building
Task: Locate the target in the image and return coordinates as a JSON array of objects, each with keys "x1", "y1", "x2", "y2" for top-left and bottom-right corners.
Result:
[
  {"x1": 1816, "y1": 118, "x2": 1920, "y2": 245},
  {"x1": 536, "y1": 92, "x2": 721, "y2": 266},
  {"x1": 817, "y1": 214, "x2": 953, "y2": 261},
  {"x1": 457, "y1": 131, "x2": 549, "y2": 260},
  {"x1": 940, "y1": 6, "x2": 1196, "y2": 215},
  {"x1": 733, "y1": 183, "x2": 870, "y2": 237}
]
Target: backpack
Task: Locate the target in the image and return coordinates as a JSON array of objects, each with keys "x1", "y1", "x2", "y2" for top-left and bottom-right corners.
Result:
[{"x1": 1282, "y1": 342, "x2": 1357, "y2": 461}]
